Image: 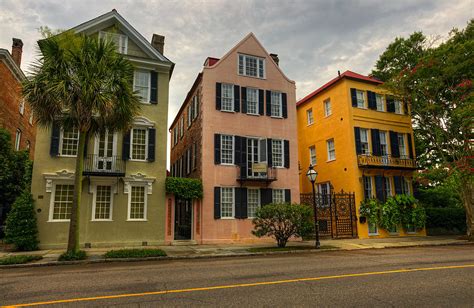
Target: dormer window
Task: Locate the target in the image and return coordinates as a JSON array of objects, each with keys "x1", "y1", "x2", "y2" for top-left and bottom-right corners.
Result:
[
  {"x1": 99, "y1": 31, "x2": 128, "y2": 54},
  {"x1": 238, "y1": 54, "x2": 265, "y2": 79}
]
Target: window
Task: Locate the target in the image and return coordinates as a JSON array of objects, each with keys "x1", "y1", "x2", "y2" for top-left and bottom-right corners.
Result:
[
  {"x1": 388, "y1": 225, "x2": 398, "y2": 234},
  {"x1": 93, "y1": 185, "x2": 112, "y2": 220},
  {"x1": 29, "y1": 112, "x2": 33, "y2": 125},
  {"x1": 60, "y1": 127, "x2": 79, "y2": 156},
  {"x1": 99, "y1": 31, "x2": 128, "y2": 54},
  {"x1": 131, "y1": 128, "x2": 147, "y2": 160},
  {"x1": 134, "y1": 70, "x2": 150, "y2": 103},
  {"x1": 192, "y1": 142, "x2": 198, "y2": 170},
  {"x1": 306, "y1": 109, "x2": 314, "y2": 125},
  {"x1": 26, "y1": 140, "x2": 30, "y2": 151},
  {"x1": 51, "y1": 184, "x2": 74, "y2": 221},
  {"x1": 19, "y1": 100, "x2": 25, "y2": 115},
  {"x1": 129, "y1": 186, "x2": 146, "y2": 220},
  {"x1": 368, "y1": 222, "x2": 378, "y2": 235},
  {"x1": 187, "y1": 105, "x2": 192, "y2": 127},
  {"x1": 246, "y1": 88, "x2": 259, "y2": 114},
  {"x1": 324, "y1": 99, "x2": 332, "y2": 117},
  {"x1": 272, "y1": 139, "x2": 284, "y2": 167},
  {"x1": 376, "y1": 94, "x2": 385, "y2": 111},
  {"x1": 356, "y1": 90, "x2": 365, "y2": 108},
  {"x1": 247, "y1": 188, "x2": 260, "y2": 217},
  {"x1": 379, "y1": 131, "x2": 388, "y2": 156},
  {"x1": 270, "y1": 91, "x2": 282, "y2": 117},
  {"x1": 193, "y1": 95, "x2": 199, "y2": 120},
  {"x1": 186, "y1": 147, "x2": 192, "y2": 174},
  {"x1": 221, "y1": 187, "x2": 234, "y2": 218},
  {"x1": 398, "y1": 134, "x2": 407, "y2": 158},
  {"x1": 272, "y1": 189, "x2": 285, "y2": 204},
  {"x1": 221, "y1": 135, "x2": 234, "y2": 164},
  {"x1": 326, "y1": 139, "x2": 336, "y2": 161},
  {"x1": 394, "y1": 100, "x2": 403, "y2": 114},
  {"x1": 318, "y1": 182, "x2": 331, "y2": 207},
  {"x1": 384, "y1": 177, "x2": 392, "y2": 197},
  {"x1": 238, "y1": 54, "x2": 265, "y2": 78},
  {"x1": 360, "y1": 128, "x2": 370, "y2": 155},
  {"x1": 363, "y1": 176, "x2": 372, "y2": 199},
  {"x1": 402, "y1": 177, "x2": 411, "y2": 195},
  {"x1": 173, "y1": 127, "x2": 178, "y2": 146},
  {"x1": 221, "y1": 83, "x2": 234, "y2": 112},
  {"x1": 309, "y1": 146, "x2": 317, "y2": 166},
  {"x1": 14, "y1": 129, "x2": 21, "y2": 151},
  {"x1": 180, "y1": 117, "x2": 184, "y2": 138}
]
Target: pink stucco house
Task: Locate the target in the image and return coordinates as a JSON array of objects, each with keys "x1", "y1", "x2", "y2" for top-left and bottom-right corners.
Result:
[{"x1": 168, "y1": 33, "x2": 299, "y2": 244}]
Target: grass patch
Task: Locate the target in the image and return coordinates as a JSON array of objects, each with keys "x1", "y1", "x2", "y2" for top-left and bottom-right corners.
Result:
[
  {"x1": 104, "y1": 248, "x2": 167, "y2": 259},
  {"x1": 247, "y1": 245, "x2": 337, "y2": 253},
  {"x1": 0, "y1": 255, "x2": 43, "y2": 265},
  {"x1": 58, "y1": 250, "x2": 87, "y2": 261}
]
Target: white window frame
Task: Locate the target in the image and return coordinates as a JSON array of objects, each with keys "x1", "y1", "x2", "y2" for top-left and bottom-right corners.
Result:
[
  {"x1": 220, "y1": 187, "x2": 235, "y2": 219},
  {"x1": 91, "y1": 184, "x2": 114, "y2": 221},
  {"x1": 324, "y1": 99, "x2": 332, "y2": 117},
  {"x1": 272, "y1": 139, "x2": 284, "y2": 168},
  {"x1": 326, "y1": 138, "x2": 336, "y2": 161},
  {"x1": 59, "y1": 127, "x2": 79, "y2": 157},
  {"x1": 379, "y1": 131, "x2": 389, "y2": 156},
  {"x1": 246, "y1": 87, "x2": 259, "y2": 115},
  {"x1": 384, "y1": 177, "x2": 392, "y2": 197},
  {"x1": 270, "y1": 91, "x2": 283, "y2": 118},
  {"x1": 247, "y1": 188, "x2": 261, "y2": 218},
  {"x1": 133, "y1": 69, "x2": 151, "y2": 104},
  {"x1": 19, "y1": 99, "x2": 25, "y2": 115},
  {"x1": 48, "y1": 182, "x2": 74, "y2": 222},
  {"x1": 398, "y1": 133, "x2": 407, "y2": 158},
  {"x1": 306, "y1": 108, "x2": 314, "y2": 125},
  {"x1": 238, "y1": 54, "x2": 265, "y2": 79},
  {"x1": 14, "y1": 129, "x2": 21, "y2": 151},
  {"x1": 356, "y1": 90, "x2": 365, "y2": 108},
  {"x1": 394, "y1": 100, "x2": 403, "y2": 114},
  {"x1": 130, "y1": 127, "x2": 148, "y2": 161},
  {"x1": 360, "y1": 128, "x2": 370, "y2": 155},
  {"x1": 99, "y1": 31, "x2": 128, "y2": 54},
  {"x1": 363, "y1": 176, "x2": 373, "y2": 199},
  {"x1": 309, "y1": 145, "x2": 317, "y2": 166},
  {"x1": 376, "y1": 94, "x2": 385, "y2": 112},
  {"x1": 402, "y1": 177, "x2": 411, "y2": 195},
  {"x1": 272, "y1": 189, "x2": 285, "y2": 204},
  {"x1": 127, "y1": 184, "x2": 148, "y2": 221},
  {"x1": 220, "y1": 135, "x2": 234, "y2": 165},
  {"x1": 221, "y1": 83, "x2": 234, "y2": 112}
]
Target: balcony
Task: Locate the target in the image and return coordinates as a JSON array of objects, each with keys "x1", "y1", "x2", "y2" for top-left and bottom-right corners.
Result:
[
  {"x1": 237, "y1": 163, "x2": 277, "y2": 184},
  {"x1": 83, "y1": 155, "x2": 126, "y2": 177},
  {"x1": 357, "y1": 154, "x2": 416, "y2": 170}
]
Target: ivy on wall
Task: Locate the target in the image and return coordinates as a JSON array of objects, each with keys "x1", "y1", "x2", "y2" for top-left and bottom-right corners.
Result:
[{"x1": 165, "y1": 177, "x2": 203, "y2": 200}]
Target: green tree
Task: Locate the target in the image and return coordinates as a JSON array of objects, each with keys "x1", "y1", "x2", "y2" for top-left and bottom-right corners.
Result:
[
  {"x1": 372, "y1": 20, "x2": 474, "y2": 239},
  {"x1": 22, "y1": 31, "x2": 141, "y2": 253}
]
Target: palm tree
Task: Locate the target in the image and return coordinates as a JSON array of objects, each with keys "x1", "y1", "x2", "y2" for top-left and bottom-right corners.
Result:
[{"x1": 23, "y1": 32, "x2": 141, "y2": 253}]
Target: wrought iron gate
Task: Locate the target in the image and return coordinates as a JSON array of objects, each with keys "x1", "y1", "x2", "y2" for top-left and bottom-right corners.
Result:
[{"x1": 300, "y1": 190, "x2": 358, "y2": 239}]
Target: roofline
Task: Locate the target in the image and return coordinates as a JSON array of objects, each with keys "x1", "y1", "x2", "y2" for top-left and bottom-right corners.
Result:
[
  {"x1": 0, "y1": 49, "x2": 25, "y2": 81},
  {"x1": 169, "y1": 72, "x2": 203, "y2": 130}
]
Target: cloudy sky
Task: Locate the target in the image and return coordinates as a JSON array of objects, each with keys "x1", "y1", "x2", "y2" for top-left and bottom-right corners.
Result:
[{"x1": 1, "y1": 0, "x2": 472, "y2": 156}]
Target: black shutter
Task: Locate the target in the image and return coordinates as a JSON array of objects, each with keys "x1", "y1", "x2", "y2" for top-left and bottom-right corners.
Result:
[
  {"x1": 407, "y1": 134, "x2": 414, "y2": 159},
  {"x1": 50, "y1": 121, "x2": 60, "y2": 156},
  {"x1": 386, "y1": 96, "x2": 395, "y2": 112},
  {"x1": 284, "y1": 140, "x2": 290, "y2": 168},
  {"x1": 261, "y1": 188, "x2": 272, "y2": 206},
  {"x1": 389, "y1": 131, "x2": 399, "y2": 158},
  {"x1": 241, "y1": 188, "x2": 248, "y2": 219},
  {"x1": 234, "y1": 136, "x2": 241, "y2": 166},
  {"x1": 122, "y1": 130, "x2": 131, "y2": 160},
  {"x1": 371, "y1": 129, "x2": 381, "y2": 156},
  {"x1": 282, "y1": 93, "x2": 288, "y2": 118},
  {"x1": 393, "y1": 176, "x2": 402, "y2": 195},
  {"x1": 367, "y1": 91, "x2": 376, "y2": 110},
  {"x1": 350, "y1": 88, "x2": 357, "y2": 107},
  {"x1": 235, "y1": 187, "x2": 242, "y2": 218},
  {"x1": 267, "y1": 138, "x2": 273, "y2": 167},
  {"x1": 234, "y1": 85, "x2": 240, "y2": 112},
  {"x1": 354, "y1": 127, "x2": 362, "y2": 154},
  {"x1": 285, "y1": 189, "x2": 291, "y2": 203},
  {"x1": 150, "y1": 71, "x2": 158, "y2": 104},
  {"x1": 214, "y1": 134, "x2": 221, "y2": 164},
  {"x1": 258, "y1": 89, "x2": 264, "y2": 115},
  {"x1": 240, "y1": 137, "x2": 247, "y2": 179},
  {"x1": 266, "y1": 90, "x2": 271, "y2": 116},
  {"x1": 375, "y1": 176, "x2": 384, "y2": 201},
  {"x1": 215, "y1": 83, "x2": 222, "y2": 110},
  {"x1": 403, "y1": 99, "x2": 409, "y2": 114},
  {"x1": 241, "y1": 87, "x2": 247, "y2": 114},
  {"x1": 214, "y1": 187, "x2": 221, "y2": 219},
  {"x1": 147, "y1": 128, "x2": 156, "y2": 162}
]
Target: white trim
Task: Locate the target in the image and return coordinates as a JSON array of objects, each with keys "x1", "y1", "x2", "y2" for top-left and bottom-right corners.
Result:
[
  {"x1": 129, "y1": 127, "x2": 148, "y2": 161},
  {"x1": 48, "y1": 182, "x2": 74, "y2": 222},
  {"x1": 91, "y1": 183, "x2": 114, "y2": 221},
  {"x1": 220, "y1": 187, "x2": 235, "y2": 219},
  {"x1": 220, "y1": 134, "x2": 235, "y2": 165},
  {"x1": 326, "y1": 138, "x2": 336, "y2": 161},
  {"x1": 44, "y1": 170, "x2": 75, "y2": 192},
  {"x1": 99, "y1": 31, "x2": 128, "y2": 54},
  {"x1": 59, "y1": 127, "x2": 79, "y2": 157},
  {"x1": 247, "y1": 187, "x2": 261, "y2": 218},
  {"x1": 237, "y1": 53, "x2": 266, "y2": 79},
  {"x1": 126, "y1": 184, "x2": 148, "y2": 221},
  {"x1": 221, "y1": 83, "x2": 234, "y2": 112},
  {"x1": 133, "y1": 69, "x2": 151, "y2": 104}
]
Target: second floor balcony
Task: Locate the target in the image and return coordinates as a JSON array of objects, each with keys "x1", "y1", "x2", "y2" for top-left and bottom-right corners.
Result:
[
  {"x1": 83, "y1": 154, "x2": 126, "y2": 177},
  {"x1": 357, "y1": 154, "x2": 416, "y2": 170},
  {"x1": 237, "y1": 163, "x2": 277, "y2": 184}
]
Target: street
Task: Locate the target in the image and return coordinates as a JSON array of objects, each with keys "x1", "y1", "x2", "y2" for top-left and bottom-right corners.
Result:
[{"x1": 1, "y1": 245, "x2": 473, "y2": 307}]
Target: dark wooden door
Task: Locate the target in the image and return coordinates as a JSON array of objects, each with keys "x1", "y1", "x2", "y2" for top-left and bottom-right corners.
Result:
[{"x1": 174, "y1": 199, "x2": 192, "y2": 240}]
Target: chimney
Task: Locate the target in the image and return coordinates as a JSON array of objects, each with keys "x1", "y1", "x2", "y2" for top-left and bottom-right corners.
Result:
[
  {"x1": 338, "y1": 70, "x2": 341, "y2": 77},
  {"x1": 270, "y1": 53, "x2": 279, "y2": 66},
  {"x1": 11, "y1": 38, "x2": 23, "y2": 67},
  {"x1": 151, "y1": 34, "x2": 165, "y2": 55}
]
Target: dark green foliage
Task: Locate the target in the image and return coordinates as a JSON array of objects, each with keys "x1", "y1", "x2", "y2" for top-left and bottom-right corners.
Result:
[
  {"x1": 252, "y1": 203, "x2": 314, "y2": 248},
  {"x1": 359, "y1": 199, "x2": 381, "y2": 225},
  {"x1": 58, "y1": 250, "x2": 87, "y2": 261},
  {"x1": 425, "y1": 208, "x2": 467, "y2": 235},
  {"x1": 104, "y1": 248, "x2": 167, "y2": 259},
  {"x1": 165, "y1": 177, "x2": 203, "y2": 200},
  {"x1": 0, "y1": 255, "x2": 42, "y2": 265},
  {"x1": 4, "y1": 190, "x2": 38, "y2": 251}
]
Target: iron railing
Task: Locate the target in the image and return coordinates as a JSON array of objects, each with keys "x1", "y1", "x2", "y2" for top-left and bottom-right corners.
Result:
[
  {"x1": 83, "y1": 154, "x2": 126, "y2": 176},
  {"x1": 357, "y1": 154, "x2": 416, "y2": 169},
  {"x1": 237, "y1": 165, "x2": 277, "y2": 183}
]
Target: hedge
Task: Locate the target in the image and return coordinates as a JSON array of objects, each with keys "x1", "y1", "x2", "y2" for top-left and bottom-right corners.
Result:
[{"x1": 425, "y1": 207, "x2": 466, "y2": 235}]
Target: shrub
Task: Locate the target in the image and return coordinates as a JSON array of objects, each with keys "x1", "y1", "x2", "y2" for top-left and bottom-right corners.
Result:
[
  {"x1": 104, "y1": 248, "x2": 167, "y2": 259},
  {"x1": 0, "y1": 255, "x2": 42, "y2": 265},
  {"x1": 379, "y1": 197, "x2": 401, "y2": 231},
  {"x1": 4, "y1": 190, "x2": 39, "y2": 251},
  {"x1": 58, "y1": 250, "x2": 87, "y2": 261},
  {"x1": 359, "y1": 199, "x2": 380, "y2": 225},
  {"x1": 252, "y1": 203, "x2": 314, "y2": 248},
  {"x1": 165, "y1": 177, "x2": 203, "y2": 200},
  {"x1": 425, "y1": 207, "x2": 466, "y2": 235}
]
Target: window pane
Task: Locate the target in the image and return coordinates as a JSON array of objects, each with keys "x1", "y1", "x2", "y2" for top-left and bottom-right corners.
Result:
[
  {"x1": 272, "y1": 189, "x2": 285, "y2": 204},
  {"x1": 245, "y1": 56, "x2": 257, "y2": 77},
  {"x1": 53, "y1": 184, "x2": 74, "y2": 220},
  {"x1": 134, "y1": 70, "x2": 150, "y2": 102},
  {"x1": 247, "y1": 188, "x2": 260, "y2": 217},
  {"x1": 221, "y1": 135, "x2": 233, "y2": 164},
  {"x1": 307, "y1": 109, "x2": 314, "y2": 125},
  {"x1": 327, "y1": 139, "x2": 335, "y2": 160},
  {"x1": 356, "y1": 90, "x2": 365, "y2": 108},
  {"x1": 271, "y1": 92, "x2": 282, "y2": 117},
  {"x1": 61, "y1": 127, "x2": 79, "y2": 156},
  {"x1": 221, "y1": 187, "x2": 234, "y2": 218},
  {"x1": 360, "y1": 129, "x2": 369, "y2": 154},
  {"x1": 247, "y1": 88, "x2": 258, "y2": 114},
  {"x1": 221, "y1": 84, "x2": 234, "y2": 111},
  {"x1": 132, "y1": 128, "x2": 147, "y2": 160},
  {"x1": 309, "y1": 146, "x2": 317, "y2": 165},
  {"x1": 324, "y1": 99, "x2": 332, "y2": 116},
  {"x1": 130, "y1": 186, "x2": 145, "y2": 219},
  {"x1": 272, "y1": 140, "x2": 283, "y2": 167},
  {"x1": 95, "y1": 185, "x2": 112, "y2": 220},
  {"x1": 376, "y1": 94, "x2": 385, "y2": 111}
]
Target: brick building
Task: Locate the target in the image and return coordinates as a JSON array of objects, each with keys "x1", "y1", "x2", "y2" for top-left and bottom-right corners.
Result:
[{"x1": 0, "y1": 38, "x2": 36, "y2": 158}]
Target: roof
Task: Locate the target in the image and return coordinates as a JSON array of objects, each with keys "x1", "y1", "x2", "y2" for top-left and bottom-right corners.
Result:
[
  {"x1": 0, "y1": 49, "x2": 25, "y2": 81},
  {"x1": 169, "y1": 73, "x2": 203, "y2": 130},
  {"x1": 297, "y1": 70, "x2": 383, "y2": 107}
]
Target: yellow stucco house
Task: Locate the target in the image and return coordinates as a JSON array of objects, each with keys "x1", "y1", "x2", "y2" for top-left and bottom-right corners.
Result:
[
  {"x1": 297, "y1": 71, "x2": 424, "y2": 238},
  {"x1": 31, "y1": 10, "x2": 174, "y2": 248}
]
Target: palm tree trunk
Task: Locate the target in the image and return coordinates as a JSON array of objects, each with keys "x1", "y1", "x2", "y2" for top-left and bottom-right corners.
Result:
[
  {"x1": 460, "y1": 178, "x2": 474, "y2": 241},
  {"x1": 67, "y1": 131, "x2": 86, "y2": 252}
]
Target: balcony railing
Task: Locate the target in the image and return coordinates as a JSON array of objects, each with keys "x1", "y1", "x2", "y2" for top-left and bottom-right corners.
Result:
[
  {"x1": 237, "y1": 163, "x2": 277, "y2": 184},
  {"x1": 83, "y1": 155, "x2": 126, "y2": 176},
  {"x1": 357, "y1": 154, "x2": 416, "y2": 169}
]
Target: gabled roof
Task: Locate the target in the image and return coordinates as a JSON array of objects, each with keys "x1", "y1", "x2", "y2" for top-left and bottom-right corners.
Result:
[
  {"x1": 70, "y1": 9, "x2": 172, "y2": 64},
  {"x1": 297, "y1": 70, "x2": 382, "y2": 107}
]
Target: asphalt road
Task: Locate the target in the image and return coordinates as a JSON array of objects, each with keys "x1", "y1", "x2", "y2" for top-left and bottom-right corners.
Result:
[{"x1": 1, "y1": 245, "x2": 473, "y2": 307}]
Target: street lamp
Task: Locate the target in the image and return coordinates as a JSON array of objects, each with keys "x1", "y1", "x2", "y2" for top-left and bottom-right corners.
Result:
[{"x1": 306, "y1": 165, "x2": 320, "y2": 249}]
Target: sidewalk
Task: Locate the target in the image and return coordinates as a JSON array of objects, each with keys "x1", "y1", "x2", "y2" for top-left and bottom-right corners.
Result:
[{"x1": 1, "y1": 236, "x2": 471, "y2": 268}]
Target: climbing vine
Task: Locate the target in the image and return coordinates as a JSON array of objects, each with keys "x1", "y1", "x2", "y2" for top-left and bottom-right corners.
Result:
[{"x1": 165, "y1": 177, "x2": 203, "y2": 200}]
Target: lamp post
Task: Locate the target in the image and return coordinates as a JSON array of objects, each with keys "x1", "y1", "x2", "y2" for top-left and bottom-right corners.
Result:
[{"x1": 306, "y1": 165, "x2": 320, "y2": 249}]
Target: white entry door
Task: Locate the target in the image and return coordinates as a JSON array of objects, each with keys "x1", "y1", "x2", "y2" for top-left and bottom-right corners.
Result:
[{"x1": 94, "y1": 131, "x2": 117, "y2": 171}]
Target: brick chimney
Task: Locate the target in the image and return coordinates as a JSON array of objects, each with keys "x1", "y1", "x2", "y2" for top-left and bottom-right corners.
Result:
[
  {"x1": 11, "y1": 38, "x2": 23, "y2": 67},
  {"x1": 151, "y1": 34, "x2": 165, "y2": 55},
  {"x1": 270, "y1": 53, "x2": 279, "y2": 66}
]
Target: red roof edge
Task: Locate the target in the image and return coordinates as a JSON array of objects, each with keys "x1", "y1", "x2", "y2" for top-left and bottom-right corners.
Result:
[{"x1": 297, "y1": 70, "x2": 383, "y2": 107}]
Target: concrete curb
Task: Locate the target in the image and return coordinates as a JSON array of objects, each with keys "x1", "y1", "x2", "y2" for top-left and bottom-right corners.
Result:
[{"x1": 1, "y1": 241, "x2": 472, "y2": 270}]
